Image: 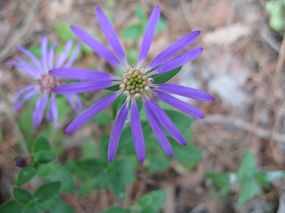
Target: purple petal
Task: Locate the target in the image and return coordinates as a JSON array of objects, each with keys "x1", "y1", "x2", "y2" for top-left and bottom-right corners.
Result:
[
  {"x1": 14, "y1": 85, "x2": 40, "y2": 111},
  {"x1": 47, "y1": 93, "x2": 58, "y2": 123},
  {"x1": 158, "y1": 83, "x2": 214, "y2": 102},
  {"x1": 96, "y1": 7, "x2": 127, "y2": 65},
  {"x1": 33, "y1": 93, "x2": 48, "y2": 128},
  {"x1": 14, "y1": 85, "x2": 38, "y2": 102},
  {"x1": 144, "y1": 101, "x2": 173, "y2": 156},
  {"x1": 108, "y1": 102, "x2": 128, "y2": 162},
  {"x1": 148, "y1": 30, "x2": 201, "y2": 69},
  {"x1": 48, "y1": 42, "x2": 57, "y2": 69},
  {"x1": 53, "y1": 81, "x2": 113, "y2": 94},
  {"x1": 138, "y1": 6, "x2": 160, "y2": 64},
  {"x1": 41, "y1": 36, "x2": 48, "y2": 73},
  {"x1": 49, "y1": 68, "x2": 113, "y2": 81},
  {"x1": 56, "y1": 40, "x2": 73, "y2": 68},
  {"x1": 155, "y1": 91, "x2": 204, "y2": 119},
  {"x1": 65, "y1": 93, "x2": 118, "y2": 134},
  {"x1": 155, "y1": 47, "x2": 203, "y2": 74},
  {"x1": 64, "y1": 44, "x2": 81, "y2": 67},
  {"x1": 148, "y1": 99, "x2": 186, "y2": 146},
  {"x1": 64, "y1": 94, "x2": 82, "y2": 112},
  {"x1": 71, "y1": 26, "x2": 121, "y2": 67},
  {"x1": 130, "y1": 102, "x2": 145, "y2": 163},
  {"x1": 9, "y1": 59, "x2": 40, "y2": 79},
  {"x1": 16, "y1": 46, "x2": 43, "y2": 73}
]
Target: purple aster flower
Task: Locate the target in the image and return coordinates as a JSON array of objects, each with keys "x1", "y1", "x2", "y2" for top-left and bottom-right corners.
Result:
[
  {"x1": 50, "y1": 6, "x2": 214, "y2": 162},
  {"x1": 9, "y1": 37, "x2": 82, "y2": 128}
]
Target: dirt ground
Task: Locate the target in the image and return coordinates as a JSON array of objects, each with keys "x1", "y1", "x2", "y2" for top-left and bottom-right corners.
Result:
[{"x1": 0, "y1": 0, "x2": 285, "y2": 212}]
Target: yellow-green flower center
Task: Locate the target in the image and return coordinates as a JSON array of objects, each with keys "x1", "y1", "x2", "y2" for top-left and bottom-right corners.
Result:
[{"x1": 120, "y1": 66, "x2": 153, "y2": 99}]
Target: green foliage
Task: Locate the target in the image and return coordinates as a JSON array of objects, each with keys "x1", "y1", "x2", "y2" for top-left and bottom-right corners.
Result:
[
  {"x1": 266, "y1": 0, "x2": 285, "y2": 32},
  {"x1": 206, "y1": 172, "x2": 230, "y2": 197},
  {"x1": 132, "y1": 190, "x2": 166, "y2": 213},
  {"x1": 122, "y1": 4, "x2": 168, "y2": 41},
  {"x1": 13, "y1": 187, "x2": 33, "y2": 203},
  {"x1": 0, "y1": 200, "x2": 25, "y2": 213},
  {"x1": 152, "y1": 66, "x2": 182, "y2": 84},
  {"x1": 34, "y1": 181, "x2": 61, "y2": 202},
  {"x1": 103, "y1": 190, "x2": 166, "y2": 213},
  {"x1": 37, "y1": 163, "x2": 74, "y2": 192},
  {"x1": 55, "y1": 22, "x2": 93, "y2": 57},
  {"x1": 102, "y1": 207, "x2": 130, "y2": 213},
  {"x1": 33, "y1": 136, "x2": 51, "y2": 152},
  {"x1": 17, "y1": 167, "x2": 37, "y2": 186}
]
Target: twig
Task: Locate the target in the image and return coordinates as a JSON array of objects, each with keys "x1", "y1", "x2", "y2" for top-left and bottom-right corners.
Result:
[
  {"x1": 0, "y1": 0, "x2": 39, "y2": 62},
  {"x1": 195, "y1": 114, "x2": 285, "y2": 143},
  {"x1": 0, "y1": 87, "x2": 29, "y2": 155}
]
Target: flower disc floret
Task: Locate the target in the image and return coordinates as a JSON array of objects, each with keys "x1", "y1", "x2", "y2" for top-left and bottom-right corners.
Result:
[
  {"x1": 120, "y1": 66, "x2": 153, "y2": 99},
  {"x1": 40, "y1": 74, "x2": 61, "y2": 93}
]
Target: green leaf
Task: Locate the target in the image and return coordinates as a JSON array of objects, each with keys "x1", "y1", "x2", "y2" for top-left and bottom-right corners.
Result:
[
  {"x1": 33, "y1": 136, "x2": 50, "y2": 152},
  {"x1": 135, "y1": 5, "x2": 146, "y2": 22},
  {"x1": 13, "y1": 187, "x2": 33, "y2": 203},
  {"x1": 237, "y1": 151, "x2": 256, "y2": 180},
  {"x1": 152, "y1": 66, "x2": 182, "y2": 84},
  {"x1": 0, "y1": 200, "x2": 25, "y2": 213},
  {"x1": 132, "y1": 190, "x2": 166, "y2": 213},
  {"x1": 43, "y1": 196, "x2": 74, "y2": 213},
  {"x1": 74, "y1": 159, "x2": 107, "y2": 176},
  {"x1": 34, "y1": 181, "x2": 61, "y2": 202},
  {"x1": 238, "y1": 179, "x2": 261, "y2": 205},
  {"x1": 171, "y1": 139, "x2": 202, "y2": 170},
  {"x1": 147, "y1": 154, "x2": 171, "y2": 174},
  {"x1": 94, "y1": 157, "x2": 137, "y2": 198},
  {"x1": 17, "y1": 167, "x2": 37, "y2": 186},
  {"x1": 122, "y1": 24, "x2": 143, "y2": 40},
  {"x1": 156, "y1": 19, "x2": 168, "y2": 34},
  {"x1": 91, "y1": 110, "x2": 112, "y2": 125},
  {"x1": 29, "y1": 45, "x2": 42, "y2": 58},
  {"x1": 106, "y1": 84, "x2": 120, "y2": 91},
  {"x1": 102, "y1": 206, "x2": 130, "y2": 213},
  {"x1": 55, "y1": 22, "x2": 76, "y2": 42},
  {"x1": 82, "y1": 139, "x2": 97, "y2": 159},
  {"x1": 206, "y1": 172, "x2": 230, "y2": 197},
  {"x1": 37, "y1": 163, "x2": 74, "y2": 193},
  {"x1": 34, "y1": 150, "x2": 56, "y2": 164}
]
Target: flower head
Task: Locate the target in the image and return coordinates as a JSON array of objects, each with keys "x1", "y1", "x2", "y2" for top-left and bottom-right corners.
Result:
[
  {"x1": 16, "y1": 156, "x2": 29, "y2": 168},
  {"x1": 10, "y1": 37, "x2": 82, "y2": 128},
  {"x1": 50, "y1": 6, "x2": 214, "y2": 162}
]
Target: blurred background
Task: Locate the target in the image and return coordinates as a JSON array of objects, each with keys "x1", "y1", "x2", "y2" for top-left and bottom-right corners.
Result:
[{"x1": 0, "y1": 0, "x2": 285, "y2": 212}]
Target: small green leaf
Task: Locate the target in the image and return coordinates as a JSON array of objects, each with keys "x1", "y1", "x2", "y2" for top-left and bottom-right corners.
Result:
[
  {"x1": 82, "y1": 139, "x2": 97, "y2": 159},
  {"x1": 102, "y1": 206, "x2": 130, "y2": 213},
  {"x1": 34, "y1": 150, "x2": 56, "y2": 164},
  {"x1": 13, "y1": 187, "x2": 33, "y2": 203},
  {"x1": 206, "y1": 172, "x2": 230, "y2": 197},
  {"x1": 34, "y1": 181, "x2": 61, "y2": 202},
  {"x1": 171, "y1": 139, "x2": 202, "y2": 170},
  {"x1": 91, "y1": 110, "x2": 112, "y2": 125},
  {"x1": 37, "y1": 164, "x2": 74, "y2": 193},
  {"x1": 122, "y1": 24, "x2": 143, "y2": 40},
  {"x1": 135, "y1": 5, "x2": 146, "y2": 22},
  {"x1": 0, "y1": 200, "x2": 25, "y2": 212},
  {"x1": 238, "y1": 180, "x2": 260, "y2": 205},
  {"x1": 17, "y1": 167, "x2": 37, "y2": 186},
  {"x1": 33, "y1": 136, "x2": 50, "y2": 152},
  {"x1": 106, "y1": 84, "x2": 120, "y2": 91},
  {"x1": 133, "y1": 190, "x2": 166, "y2": 213},
  {"x1": 237, "y1": 151, "x2": 256, "y2": 180},
  {"x1": 55, "y1": 22, "x2": 76, "y2": 42},
  {"x1": 152, "y1": 66, "x2": 182, "y2": 84}
]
